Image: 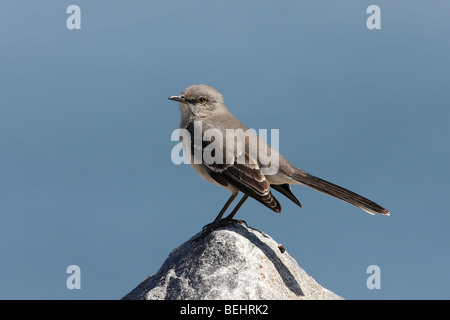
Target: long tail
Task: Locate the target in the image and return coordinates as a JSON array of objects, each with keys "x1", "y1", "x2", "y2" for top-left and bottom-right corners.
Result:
[{"x1": 290, "y1": 166, "x2": 390, "y2": 215}]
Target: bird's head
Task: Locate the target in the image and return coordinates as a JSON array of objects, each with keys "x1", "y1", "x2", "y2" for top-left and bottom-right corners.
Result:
[{"x1": 168, "y1": 84, "x2": 226, "y2": 118}]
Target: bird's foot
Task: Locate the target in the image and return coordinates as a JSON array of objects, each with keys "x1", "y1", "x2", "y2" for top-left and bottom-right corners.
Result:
[
  {"x1": 201, "y1": 218, "x2": 247, "y2": 231},
  {"x1": 221, "y1": 218, "x2": 248, "y2": 228},
  {"x1": 192, "y1": 218, "x2": 248, "y2": 244},
  {"x1": 191, "y1": 224, "x2": 215, "y2": 244}
]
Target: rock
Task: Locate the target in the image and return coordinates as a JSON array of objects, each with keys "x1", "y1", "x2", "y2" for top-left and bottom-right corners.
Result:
[{"x1": 122, "y1": 224, "x2": 343, "y2": 300}]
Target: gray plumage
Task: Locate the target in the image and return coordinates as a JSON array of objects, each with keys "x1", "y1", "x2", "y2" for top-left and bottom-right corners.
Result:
[{"x1": 168, "y1": 84, "x2": 389, "y2": 234}]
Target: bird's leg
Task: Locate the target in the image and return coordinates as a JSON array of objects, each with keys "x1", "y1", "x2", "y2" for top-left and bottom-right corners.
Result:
[
  {"x1": 195, "y1": 193, "x2": 238, "y2": 241},
  {"x1": 222, "y1": 194, "x2": 249, "y2": 226}
]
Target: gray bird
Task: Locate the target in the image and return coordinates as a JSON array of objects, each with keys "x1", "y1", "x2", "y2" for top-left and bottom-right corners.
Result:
[{"x1": 169, "y1": 84, "x2": 389, "y2": 239}]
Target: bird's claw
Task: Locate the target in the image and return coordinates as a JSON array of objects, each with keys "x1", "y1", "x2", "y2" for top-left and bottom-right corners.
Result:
[{"x1": 193, "y1": 218, "x2": 248, "y2": 244}]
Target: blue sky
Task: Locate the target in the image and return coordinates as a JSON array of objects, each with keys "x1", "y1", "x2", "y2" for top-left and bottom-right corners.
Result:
[{"x1": 0, "y1": 1, "x2": 449, "y2": 299}]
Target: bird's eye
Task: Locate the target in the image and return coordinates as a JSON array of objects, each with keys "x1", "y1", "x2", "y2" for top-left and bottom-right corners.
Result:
[{"x1": 198, "y1": 97, "x2": 206, "y2": 104}]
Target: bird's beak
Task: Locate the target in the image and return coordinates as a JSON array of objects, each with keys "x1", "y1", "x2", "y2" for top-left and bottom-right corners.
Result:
[{"x1": 168, "y1": 95, "x2": 186, "y2": 103}]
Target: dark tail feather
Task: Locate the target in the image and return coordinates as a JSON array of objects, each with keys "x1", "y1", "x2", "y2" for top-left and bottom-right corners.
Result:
[
  {"x1": 272, "y1": 184, "x2": 302, "y2": 208},
  {"x1": 291, "y1": 169, "x2": 390, "y2": 215}
]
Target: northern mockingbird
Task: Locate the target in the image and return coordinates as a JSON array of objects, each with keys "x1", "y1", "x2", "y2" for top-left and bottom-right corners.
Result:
[{"x1": 169, "y1": 84, "x2": 389, "y2": 239}]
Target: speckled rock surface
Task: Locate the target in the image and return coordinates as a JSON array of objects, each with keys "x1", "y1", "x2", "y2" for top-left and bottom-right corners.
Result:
[{"x1": 122, "y1": 224, "x2": 342, "y2": 300}]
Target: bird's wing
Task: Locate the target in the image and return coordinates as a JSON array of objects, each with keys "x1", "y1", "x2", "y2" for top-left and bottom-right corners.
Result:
[
  {"x1": 185, "y1": 121, "x2": 281, "y2": 213},
  {"x1": 219, "y1": 157, "x2": 281, "y2": 213}
]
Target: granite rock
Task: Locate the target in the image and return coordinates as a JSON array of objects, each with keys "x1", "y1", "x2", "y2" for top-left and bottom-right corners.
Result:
[{"x1": 122, "y1": 224, "x2": 342, "y2": 300}]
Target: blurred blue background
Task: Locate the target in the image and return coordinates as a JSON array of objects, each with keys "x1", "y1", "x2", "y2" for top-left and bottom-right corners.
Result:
[{"x1": 0, "y1": 0, "x2": 449, "y2": 299}]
